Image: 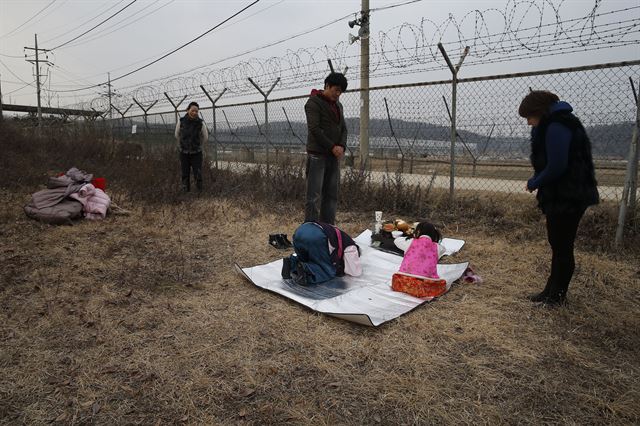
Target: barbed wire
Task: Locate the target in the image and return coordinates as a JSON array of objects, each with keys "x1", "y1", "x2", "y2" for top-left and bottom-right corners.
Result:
[{"x1": 58, "y1": 0, "x2": 639, "y2": 111}]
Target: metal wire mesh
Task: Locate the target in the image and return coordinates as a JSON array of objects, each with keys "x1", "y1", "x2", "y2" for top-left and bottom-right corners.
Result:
[{"x1": 119, "y1": 61, "x2": 639, "y2": 201}]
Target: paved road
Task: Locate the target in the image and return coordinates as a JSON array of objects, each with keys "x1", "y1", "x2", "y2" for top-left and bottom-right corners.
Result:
[{"x1": 214, "y1": 161, "x2": 634, "y2": 202}]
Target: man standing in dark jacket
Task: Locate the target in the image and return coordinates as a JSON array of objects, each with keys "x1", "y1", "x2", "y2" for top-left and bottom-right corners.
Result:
[
  {"x1": 175, "y1": 101, "x2": 208, "y2": 192},
  {"x1": 519, "y1": 90, "x2": 599, "y2": 306},
  {"x1": 304, "y1": 72, "x2": 348, "y2": 225}
]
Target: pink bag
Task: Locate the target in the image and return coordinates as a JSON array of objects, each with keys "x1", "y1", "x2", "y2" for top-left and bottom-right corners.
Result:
[{"x1": 398, "y1": 237, "x2": 439, "y2": 279}]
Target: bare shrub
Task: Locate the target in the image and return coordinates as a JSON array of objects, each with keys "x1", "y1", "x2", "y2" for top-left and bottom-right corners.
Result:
[{"x1": 2, "y1": 120, "x2": 637, "y2": 253}]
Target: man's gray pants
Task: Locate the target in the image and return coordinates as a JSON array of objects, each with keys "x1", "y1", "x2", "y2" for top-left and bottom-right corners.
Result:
[{"x1": 304, "y1": 154, "x2": 340, "y2": 225}]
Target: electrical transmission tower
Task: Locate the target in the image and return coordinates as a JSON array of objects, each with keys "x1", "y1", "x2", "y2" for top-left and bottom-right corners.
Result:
[{"x1": 24, "y1": 34, "x2": 52, "y2": 127}]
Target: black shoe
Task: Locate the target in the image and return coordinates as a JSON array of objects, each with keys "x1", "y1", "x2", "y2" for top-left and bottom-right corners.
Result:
[
  {"x1": 269, "y1": 234, "x2": 287, "y2": 250},
  {"x1": 527, "y1": 291, "x2": 548, "y2": 303},
  {"x1": 269, "y1": 233, "x2": 292, "y2": 250},
  {"x1": 278, "y1": 234, "x2": 293, "y2": 248}
]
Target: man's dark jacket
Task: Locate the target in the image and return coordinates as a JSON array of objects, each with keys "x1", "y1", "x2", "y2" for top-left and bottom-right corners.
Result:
[{"x1": 304, "y1": 90, "x2": 347, "y2": 155}]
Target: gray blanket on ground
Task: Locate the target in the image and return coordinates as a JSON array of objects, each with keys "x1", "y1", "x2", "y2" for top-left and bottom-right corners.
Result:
[
  {"x1": 24, "y1": 199, "x2": 83, "y2": 225},
  {"x1": 24, "y1": 167, "x2": 93, "y2": 224}
]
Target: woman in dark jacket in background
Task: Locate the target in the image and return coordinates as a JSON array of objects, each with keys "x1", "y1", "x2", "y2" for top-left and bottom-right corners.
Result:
[
  {"x1": 175, "y1": 101, "x2": 208, "y2": 192},
  {"x1": 519, "y1": 91, "x2": 599, "y2": 306}
]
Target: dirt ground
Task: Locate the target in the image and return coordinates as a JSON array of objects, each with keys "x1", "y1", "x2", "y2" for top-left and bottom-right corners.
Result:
[{"x1": 1, "y1": 188, "x2": 639, "y2": 425}]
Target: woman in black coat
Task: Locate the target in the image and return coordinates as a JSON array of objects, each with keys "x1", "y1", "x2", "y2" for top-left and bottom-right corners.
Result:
[{"x1": 519, "y1": 91, "x2": 599, "y2": 306}]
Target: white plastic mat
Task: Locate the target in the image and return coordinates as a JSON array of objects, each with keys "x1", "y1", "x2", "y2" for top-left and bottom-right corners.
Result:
[{"x1": 235, "y1": 231, "x2": 468, "y2": 327}]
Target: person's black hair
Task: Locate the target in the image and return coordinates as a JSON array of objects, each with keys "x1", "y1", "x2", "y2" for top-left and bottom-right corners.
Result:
[
  {"x1": 414, "y1": 222, "x2": 441, "y2": 242},
  {"x1": 186, "y1": 101, "x2": 200, "y2": 111},
  {"x1": 518, "y1": 91, "x2": 559, "y2": 118},
  {"x1": 324, "y1": 72, "x2": 348, "y2": 92}
]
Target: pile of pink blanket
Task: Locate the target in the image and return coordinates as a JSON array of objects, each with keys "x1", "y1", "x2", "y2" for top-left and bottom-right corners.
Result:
[
  {"x1": 69, "y1": 183, "x2": 110, "y2": 220},
  {"x1": 24, "y1": 167, "x2": 112, "y2": 225}
]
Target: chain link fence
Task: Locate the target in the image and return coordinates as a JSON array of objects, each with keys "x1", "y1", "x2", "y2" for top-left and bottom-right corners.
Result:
[{"x1": 117, "y1": 61, "x2": 639, "y2": 202}]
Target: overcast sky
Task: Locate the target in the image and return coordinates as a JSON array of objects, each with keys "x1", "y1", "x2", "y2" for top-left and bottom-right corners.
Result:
[{"x1": 1, "y1": 0, "x2": 638, "y2": 108}]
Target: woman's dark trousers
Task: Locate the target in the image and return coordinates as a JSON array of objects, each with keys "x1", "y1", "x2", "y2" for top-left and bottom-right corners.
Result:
[
  {"x1": 542, "y1": 209, "x2": 585, "y2": 301},
  {"x1": 180, "y1": 152, "x2": 203, "y2": 192}
]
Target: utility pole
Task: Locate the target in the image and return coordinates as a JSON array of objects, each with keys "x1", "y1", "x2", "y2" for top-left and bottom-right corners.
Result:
[
  {"x1": 348, "y1": 2, "x2": 370, "y2": 169},
  {"x1": 359, "y1": 0, "x2": 370, "y2": 170},
  {"x1": 24, "y1": 34, "x2": 51, "y2": 127},
  {"x1": 0, "y1": 73, "x2": 4, "y2": 122},
  {"x1": 107, "y1": 73, "x2": 113, "y2": 141},
  {"x1": 107, "y1": 72, "x2": 112, "y2": 120}
]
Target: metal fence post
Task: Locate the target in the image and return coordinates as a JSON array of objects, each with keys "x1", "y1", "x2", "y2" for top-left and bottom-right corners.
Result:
[
  {"x1": 628, "y1": 78, "x2": 639, "y2": 213},
  {"x1": 133, "y1": 97, "x2": 158, "y2": 143},
  {"x1": 200, "y1": 86, "x2": 227, "y2": 169},
  {"x1": 615, "y1": 78, "x2": 640, "y2": 246},
  {"x1": 438, "y1": 43, "x2": 469, "y2": 200},
  {"x1": 248, "y1": 77, "x2": 280, "y2": 174},
  {"x1": 111, "y1": 103, "x2": 133, "y2": 140},
  {"x1": 163, "y1": 92, "x2": 187, "y2": 123},
  {"x1": 91, "y1": 108, "x2": 109, "y2": 136}
]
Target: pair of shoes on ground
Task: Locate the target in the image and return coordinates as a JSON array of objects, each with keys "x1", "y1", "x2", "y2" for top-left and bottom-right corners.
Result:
[
  {"x1": 269, "y1": 233, "x2": 292, "y2": 250},
  {"x1": 527, "y1": 291, "x2": 567, "y2": 307}
]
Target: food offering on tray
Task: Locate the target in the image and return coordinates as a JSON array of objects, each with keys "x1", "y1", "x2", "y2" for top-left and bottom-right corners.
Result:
[
  {"x1": 371, "y1": 218, "x2": 416, "y2": 254},
  {"x1": 374, "y1": 219, "x2": 415, "y2": 236}
]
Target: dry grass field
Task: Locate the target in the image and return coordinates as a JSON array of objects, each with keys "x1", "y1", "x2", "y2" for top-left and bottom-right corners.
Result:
[{"x1": 1, "y1": 122, "x2": 639, "y2": 424}]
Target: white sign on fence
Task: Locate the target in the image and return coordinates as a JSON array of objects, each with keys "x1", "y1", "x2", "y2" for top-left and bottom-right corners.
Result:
[{"x1": 131, "y1": 124, "x2": 137, "y2": 134}]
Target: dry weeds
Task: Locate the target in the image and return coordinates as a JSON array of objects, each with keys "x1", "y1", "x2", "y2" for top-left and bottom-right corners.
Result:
[
  {"x1": 1, "y1": 121, "x2": 638, "y2": 425},
  {"x1": 1, "y1": 186, "x2": 639, "y2": 425}
]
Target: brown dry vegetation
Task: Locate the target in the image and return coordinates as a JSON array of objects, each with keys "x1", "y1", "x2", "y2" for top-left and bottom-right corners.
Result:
[{"x1": 1, "y1": 121, "x2": 639, "y2": 425}]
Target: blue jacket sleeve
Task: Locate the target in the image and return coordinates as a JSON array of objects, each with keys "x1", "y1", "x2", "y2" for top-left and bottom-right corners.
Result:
[{"x1": 527, "y1": 123, "x2": 572, "y2": 190}]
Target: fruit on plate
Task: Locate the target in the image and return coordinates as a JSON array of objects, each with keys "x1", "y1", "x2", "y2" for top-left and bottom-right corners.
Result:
[
  {"x1": 382, "y1": 222, "x2": 395, "y2": 232},
  {"x1": 395, "y1": 220, "x2": 410, "y2": 232}
]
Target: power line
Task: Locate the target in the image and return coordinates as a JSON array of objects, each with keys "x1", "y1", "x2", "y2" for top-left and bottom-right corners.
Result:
[
  {"x1": 50, "y1": 63, "x2": 101, "y2": 87},
  {"x1": 59, "y1": 0, "x2": 281, "y2": 51},
  {"x1": 113, "y1": 0, "x2": 420, "y2": 90},
  {"x1": 370, "y1": 0, "x2": 425, "y2": 12},
  {"x1": 50, "y1": 0, "x2": 139, "y2": 50},
  {"x1": 111, "y1": 0, "x2": 262, "y2": 83},
  {"x1": 57, "y1": 0, "x2": 287, "y2": 83},
  {"x1": 38, "y1": 0, "x2": 420, "y2": 93},
  {"x1": 48, "y1": 0, "x2": 262, "y2": 93},
  {"x1": 0, "y1": 0, "x2": 57, "y2": 39},
  {"x1": 114, "y1": 11, "x2": 355, "y2": 91},
  {"x1": 0, "y1": 59, "x2": 34, "y2": 86},
  {"x1": 166, "y1": 19, "x2": 639, "y2": 98},
  {"x1": 47, "y1": 0, "x2": 640, "y2": 106},
  {"x1": 41, "y1": 0, "x2": 127, "y2": 44},
  {"x1": 56, "y1": 0, "x2": 172, "y2": 49},
  {"x1": 0, "y1": 79, "x2": 31, "y2": 85},
  {"x1": 0, "y1": 53, "x2": 30, "y2": 59},
  {"x1": 5, "y1": 81, "x2": 36, "y2": 96},
  {"x1": 114, "y1": 0, "x2": 634, "y2": 95}
]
